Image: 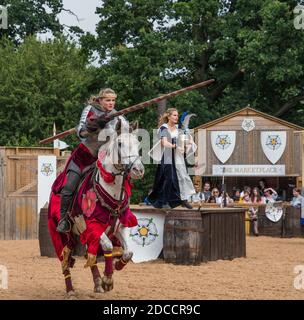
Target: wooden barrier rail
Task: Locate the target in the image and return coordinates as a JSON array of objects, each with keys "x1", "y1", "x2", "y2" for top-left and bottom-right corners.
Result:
[{"x1": 188, "y1": 202, "x2": 304, "y2": 238}]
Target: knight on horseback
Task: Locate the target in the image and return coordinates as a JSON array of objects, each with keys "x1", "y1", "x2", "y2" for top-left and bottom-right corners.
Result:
[
  {"x1": 55, "y1": 88, "x2": 121, "y2": 234},
  {"x1": 48, "y1": 103, "x2": 144, "y2": 294}
]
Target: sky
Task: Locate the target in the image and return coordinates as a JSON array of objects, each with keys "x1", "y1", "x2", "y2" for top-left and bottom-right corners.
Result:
[
  {"x1": 58, "y1": 0, "x2": 101, "y2": 35},
  {"x1": 37, "y1": 0, "x2": 102, "y2": 64}
]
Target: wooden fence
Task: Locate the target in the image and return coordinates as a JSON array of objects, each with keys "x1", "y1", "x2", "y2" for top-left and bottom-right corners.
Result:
[{"x1": 0, "y1": 147, "x2": 69, "y2": 240}]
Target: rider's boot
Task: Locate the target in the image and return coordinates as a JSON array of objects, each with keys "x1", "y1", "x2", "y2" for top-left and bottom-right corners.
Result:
[{"x1": 57, "y1": 170, "x2": 81, "y2": 234}]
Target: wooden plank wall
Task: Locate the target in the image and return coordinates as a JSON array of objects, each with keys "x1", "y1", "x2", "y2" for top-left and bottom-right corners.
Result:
[
  {"x1": 195, "y1": 112, "x2": 302, "y2": 177},
  {"x1": 0, "y1": 147, "x2": 69, "y2": 240},
  {"x1": 204, "y1": 128, "x2": 299, "y2": 176},
  {"x1": 204, "y1": 209, "x2": 246, "y2": 261},
  {"x1": 0, "y1": 197, "x2": 37, "y2": 240}
]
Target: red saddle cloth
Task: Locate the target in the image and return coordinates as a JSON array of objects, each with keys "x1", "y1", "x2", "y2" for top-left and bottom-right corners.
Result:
[
  {"x1": 52, "y1": 143, "x2": 97, "y2": 194},
  {"x1": 74, "y1": 170, "x2": 137, "y2": 255},
  {"x1": 74, "y1": 170, "x2": 137, "y2": 226},
  {"x1": 48, "y1": 143, "x2": 137, "y2": 256}
]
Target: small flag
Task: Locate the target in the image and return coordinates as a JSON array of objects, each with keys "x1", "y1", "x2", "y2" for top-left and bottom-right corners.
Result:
[{"x1": 53, "y1": 123, "x2": 69, "y2": 150}]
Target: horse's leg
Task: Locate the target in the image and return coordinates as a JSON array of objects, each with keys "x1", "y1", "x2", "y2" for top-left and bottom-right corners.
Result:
[
  {"x1": 99, "y1": 233, "x2": 114, "y2": 291},
  {"x1": 90, "y1": 264, "x2": 103, "y2": 293},
  {"x1": 63, "y1": 269, "x2": 76, "y2": 296},
  {"x1": 48, "y1": 216, "x2": 76, "y2": 295},
  {"x1": 61, "y1": 246, "x2": 76, "y2": 295},
  {"x1": 113, "y1": 224, "x2": 133, "y2": 271}
]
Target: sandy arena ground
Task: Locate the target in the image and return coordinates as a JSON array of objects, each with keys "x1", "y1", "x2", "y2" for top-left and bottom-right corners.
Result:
[{"x1": 1, "y1": 236, "x2": 304, "y2": 300}]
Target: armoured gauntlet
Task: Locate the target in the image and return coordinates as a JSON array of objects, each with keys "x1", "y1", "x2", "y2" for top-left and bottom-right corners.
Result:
[{"x1": 86, "y1": 116, "x2": 108, "y2": 133}]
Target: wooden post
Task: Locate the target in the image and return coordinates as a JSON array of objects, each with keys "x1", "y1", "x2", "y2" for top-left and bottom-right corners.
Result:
[
  {"x1": 299, "y1": 132, "x2": 304, "y2": 189},
  {"x1": 157, "y1": 97, "x2": 167, "y2": 121},
  {"x1": 53, "y1": 148, "x2": 60, "y2": 157}
]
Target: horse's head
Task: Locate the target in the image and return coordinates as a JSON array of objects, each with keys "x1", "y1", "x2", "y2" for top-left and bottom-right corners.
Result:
[{"x1": 98, "y1": 118, "x2": 144, "y2": 180}]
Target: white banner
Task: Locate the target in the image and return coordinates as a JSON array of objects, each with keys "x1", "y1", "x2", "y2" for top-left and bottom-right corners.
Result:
[
  {"x1": 126, "y1": 212, "x2": 165, "y2": 263},
  {"x1": 211, "y1": 131, "x2": 236, "y2": 163},
  {"x1": 38, "y1": 156, "x2": 57, "y2": 214},
  {"x1": 212, "y1": 165, "x2": 286, "y2": 176},
  {"x1": 261, "y1": 131, "x2": 286, "y2": 164}
]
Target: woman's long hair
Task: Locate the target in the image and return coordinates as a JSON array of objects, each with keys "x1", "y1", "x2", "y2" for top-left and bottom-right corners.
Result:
[
  {"x1": 158, "y1": 108, "x2": 178, "y2": 127},
  {"x1": 251, "y1": 187, "x2": 262, "y2": 203},
  {"x1": 88, "y1": 88, "x2": 117, "y2": 105}
]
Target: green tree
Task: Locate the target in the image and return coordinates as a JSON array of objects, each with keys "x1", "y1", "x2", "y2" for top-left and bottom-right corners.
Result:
[
  {"x1": 0, "y1": 36, "x2": 94, "y2": 147},
  {"x1": 0, "y1": 0, "x2": 67, "y2": 43}
]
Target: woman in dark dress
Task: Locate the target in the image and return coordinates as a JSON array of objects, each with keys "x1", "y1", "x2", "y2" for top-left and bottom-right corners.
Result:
[{"x1": 148, "y1": 108, "x2": 195, "y2": 209}]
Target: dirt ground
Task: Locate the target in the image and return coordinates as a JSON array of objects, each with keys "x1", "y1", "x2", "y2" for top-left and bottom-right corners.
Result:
[{"x1": 1, "y1": 236, "x2": 304, "y2": 300}]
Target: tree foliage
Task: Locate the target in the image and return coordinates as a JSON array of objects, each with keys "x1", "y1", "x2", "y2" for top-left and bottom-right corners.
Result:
[
  {"x1": 0, "y1": 36, "x2": 93, "y2": 146},
  {"x1": 0, "y1": 0, "x2": 65, "y2": 43}
]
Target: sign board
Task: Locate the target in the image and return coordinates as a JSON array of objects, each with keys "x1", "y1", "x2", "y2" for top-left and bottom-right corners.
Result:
[
  {"x1": 38, "y1": 156, "x2": 57, "y2": 214},
  {"x1": 211, "y1": 131, "x2": 236, "y2": 163},
  {"x1": 212, "y1": 164, "x2": 286, "y2": 176},
  {"x1": 126, "y1": 211, "x2": 165, "y2": 263}
]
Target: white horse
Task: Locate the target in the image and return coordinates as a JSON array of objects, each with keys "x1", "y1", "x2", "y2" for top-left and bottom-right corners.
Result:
[
  {"x1": 92, "y1": 118, "x2": 144, "y2": 291},
  {"x1": 49, "y1": 118, "x2": 144, "y2": 295}
]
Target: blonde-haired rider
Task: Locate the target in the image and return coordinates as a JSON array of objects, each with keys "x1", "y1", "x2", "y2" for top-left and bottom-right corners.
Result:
[{"x1": 56, "y1": 88, "x2": 121, "y2": 233}]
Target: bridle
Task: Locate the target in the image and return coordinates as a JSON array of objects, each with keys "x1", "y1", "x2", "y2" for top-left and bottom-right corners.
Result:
[
  {"x1": 95, "y1": 133, "x2": 140, "y2": 201},
  {"x1": 111, "y1": 136, "x2": 140, "y2": 176},
  {"x1": 113, "y1": 155, "x2": 140, "y2": 175},
  {"x1": 93, "y1": 136, "x2": 141, "y2": 235}
]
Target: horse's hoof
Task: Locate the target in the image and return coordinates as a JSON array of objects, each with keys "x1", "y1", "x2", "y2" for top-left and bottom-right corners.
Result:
[
  {"x1": 94, "y1": 286, "x2": 104, "y2": 293},
  {"x1": 102, "y1": 276, "x2": 114, "y2": 292},
  {"x1": 94, "y1": 277, "x2": 104, "y2": 293},
  {"x1": 66, "y1": 290, "x2": 77, "y2": 299}
]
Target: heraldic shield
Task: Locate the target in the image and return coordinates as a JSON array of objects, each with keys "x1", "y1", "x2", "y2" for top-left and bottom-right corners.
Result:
[
  {"x1": 260, "y1": 131, "x2": 286, "y2": 164},
  {"x1": 211, "y1": 131, "x2": 236, "y2": 164}
]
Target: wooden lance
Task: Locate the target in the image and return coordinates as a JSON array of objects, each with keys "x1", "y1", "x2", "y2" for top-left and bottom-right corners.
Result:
[{"x1": 39, "y1": 78, "x2": 215, "y2": 145}]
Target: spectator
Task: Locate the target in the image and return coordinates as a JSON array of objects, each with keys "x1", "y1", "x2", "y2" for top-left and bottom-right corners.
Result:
[
  {"x1": 251, "y1": 187, "x2": 266, "y2": 204},
  {"x1": 240, "y1": 186, "x2": 251, "y2": 198},
  {"x1": 240, "y1": 190, "x2": 259, "y2": 236},
  {"x1": 239, "y1": 191, "x2": 252, "y2": 204},
  {"x1": 249, "y1": 207, "x2": 259, "y2": 236},
  {"x1": 202, "y1": 182, "x2": 212, "y2": 202},
  {"x1": 207, "y1": 195, "x2": 217, "y2": 204},
  {"x1": 218, "y1": 191, "x2": 234, "y2": 205},
  {"x1": 291, "y1": 188, "x2": 304, "y2": 208},
  {"x1": 189, "y1": 182, "x2": 205, "y2": 204},
  {"x1": 211, "y1": 188, "x2": 221, "y2": 204},
  {"x1": 264, "y1": 188, "x2": 278, "y2": 204},
  {"x1": 258, "y1": 178, "x2": 267, "y2": 196},
  {"x1": 232, "y1": 188, "x2": 241, "y2": 202}
]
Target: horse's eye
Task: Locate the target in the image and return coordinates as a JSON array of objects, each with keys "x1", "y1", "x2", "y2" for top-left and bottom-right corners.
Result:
[{"x1": 118, "y1": 141, "x2": 122, "y2": 148}]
